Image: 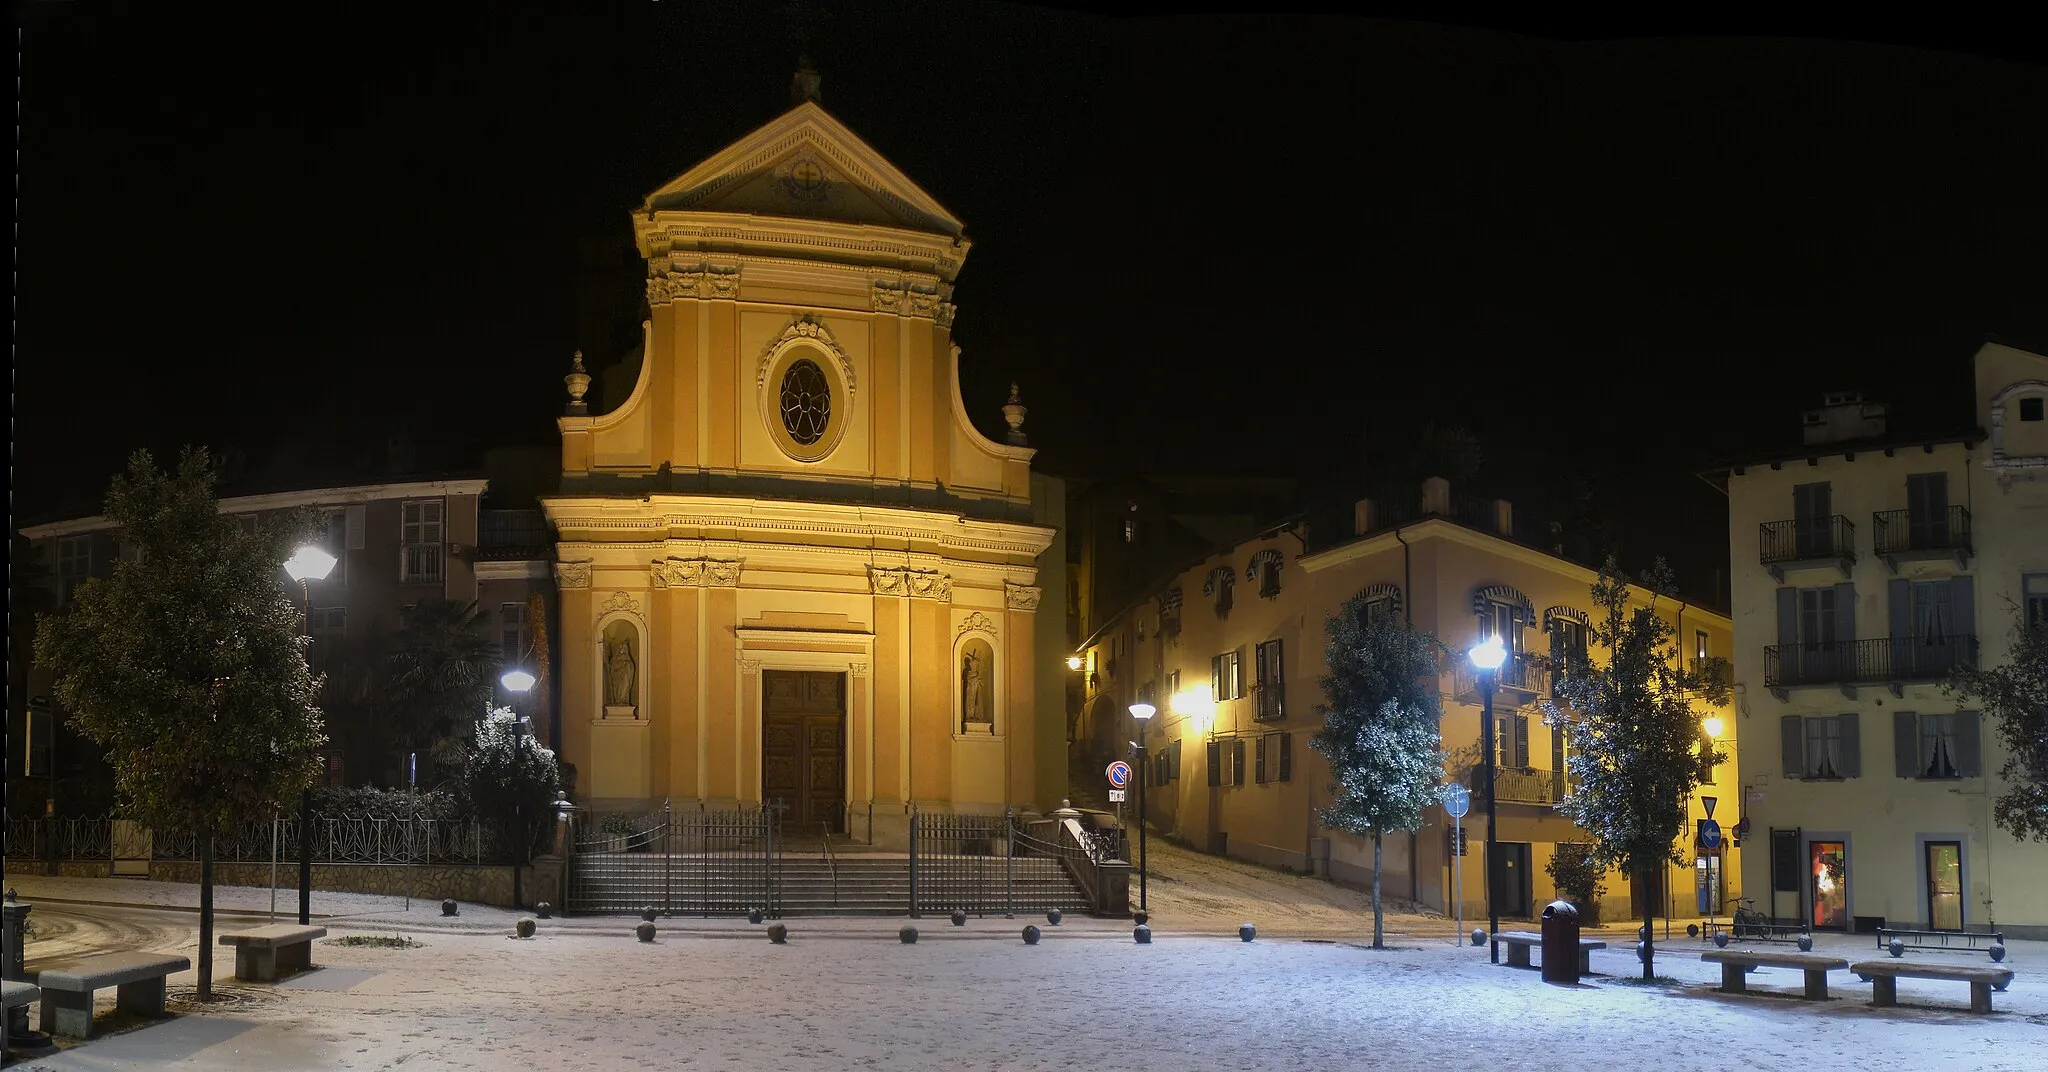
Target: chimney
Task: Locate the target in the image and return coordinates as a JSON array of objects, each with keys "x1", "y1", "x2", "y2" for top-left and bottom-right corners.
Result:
[
  {"x1": 1421, "y1": 477, "x2": 1451, "y2": 517},
  {"x1": 1354, "y1": 498, "x2": 1376, "y2": 536},
  {"x1": 1493, "y1": 499, "x2": 1514, "y2": 539},
  {"x1": 1801, "y1": 391, "x2": 1888, "y2": 445}
]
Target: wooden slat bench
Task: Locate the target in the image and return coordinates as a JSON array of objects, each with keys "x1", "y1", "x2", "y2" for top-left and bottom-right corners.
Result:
[
  {"x1": 35, "y1": 952, "x2": 190, "y2": 1039},
  {"x1": 1495, "y1": 931, "x2": 1608, "y2": 974},
  {"x1": 1701, "y1": 950, "x2": 1849, "y2": 999},
  {"x1": 1851, "y1": 960, "x2": 2015, "y2": 1014},
  {"x1": 219, "y1": 924, "x2": 327, "y2": 982}
]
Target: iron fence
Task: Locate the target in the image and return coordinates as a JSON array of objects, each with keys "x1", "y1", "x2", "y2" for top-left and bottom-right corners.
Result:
[
  {"x1": 3, "y1": 815, "x2": 112, "y2": 861},
  {"x1": 909, "y1": 809, "x2": 1017, "y2": 917},
  {"x1": 6, "y1": 812, "x2": 522, "y2": 866},
  {"x1": 1764, "y1": 637, "x2": 1979, "y2": 689},
  {"x1": 1759, "y1": 515, "x2": 1856, "y2": 566},
  {"x1": 566, "y1": 800, "x2": 779, "y2": 917}
]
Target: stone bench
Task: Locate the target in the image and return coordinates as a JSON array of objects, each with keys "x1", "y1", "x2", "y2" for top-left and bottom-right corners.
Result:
[
  {"x1": 1851, "y1": 960, "x2": 2015, "y2": 1014},
  {"x1": 1702, "y1": 950, "x2": 1849, "y2": 999},
  {"x1": 219, "y1": 924, "x2": 327, "y2": 982},
  {"x1": 36, "y1": 952, "x2": 190, "y2": 1039},
  {"x1": 1495, "y1": 931, "x2": 1608, "y2": 974},
  {"x1": 1, "y1": 979, "x2": 39, "y2": 1013}
]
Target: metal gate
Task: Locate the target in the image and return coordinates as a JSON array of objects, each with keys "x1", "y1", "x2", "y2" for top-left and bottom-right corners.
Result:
[
  {"x1": 111, "y1": 820, "x2": 152, "y2": 877},
  {"x1": 567, "y1": 800, "x2": 780, "y2": 916},
  {"x1": 907, "y1": 808, "x2": 1099, "y2": 918}
]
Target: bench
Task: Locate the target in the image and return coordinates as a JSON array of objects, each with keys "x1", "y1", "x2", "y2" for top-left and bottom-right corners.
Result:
[
  {"x1": 219, "y1": 924, "x2": 327, "y2": 981},
  {"x1": 35, "y1": 952, "x2": 190, "y2": 1039},
  {"x1": 1, "y1": 979, "x2": 39, "y2": 1013},
  {"x1": 1495, "y1": 931, "x2": 1608, "y2": 974},
  {"x1": 1851, "y1": 960, "x2": 2015, "y2": 1014},
  {"x1": 1701, "y1": 950, "x2": 1849, "y2": 999}
]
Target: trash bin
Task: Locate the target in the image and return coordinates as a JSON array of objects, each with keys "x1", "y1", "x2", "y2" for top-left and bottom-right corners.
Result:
[{"x1": 1540, "y1": 899, "x2": 1581, "y2": 984}]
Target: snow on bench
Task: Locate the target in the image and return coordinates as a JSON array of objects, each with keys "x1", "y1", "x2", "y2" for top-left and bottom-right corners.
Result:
[
  {"x1": 1, "y1": 980, "x2": 39, "y2": 1011},
  {"x1": 35, "y1": 952, "x2": 190, "y2": 1039},
  {"x1": 1851, "y1": 960, "x2": 2014, "y2": 1014},
  {"x1": 1701, "y1": 950, "x2": 1849, "y2": 1000},
  {"x1": 1494, "y1": 931, "x2": 1608, "y2": 974},
  {"x1": 219, "y1": 924, "x2": 327, "y2": 982}
]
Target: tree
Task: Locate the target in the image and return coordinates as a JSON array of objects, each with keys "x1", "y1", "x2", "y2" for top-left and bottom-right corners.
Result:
[
  {"x1": 1545, "y1": 557, "x2": 1727, "y2": 980},
  {"x1": 34, "y1": 448, "x2": 326, "y2": 998},
  {"x1": 1310, "y1": 593, "x2": 1447, "y2": 949},
  {"x1": 383, "y1": 598, "x2": 501, "y2": 785},
  {"x1": 466, "y1": 706, "x2": 562, "y2": 888},
  {"x1": 1947, "y1": 604, "x2": 2048, "y2": 840}
]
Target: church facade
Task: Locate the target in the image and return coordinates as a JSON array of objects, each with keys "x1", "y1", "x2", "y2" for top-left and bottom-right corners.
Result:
[{"x1": 543, "y1": 92, "x2": 1056, "y2": 846}]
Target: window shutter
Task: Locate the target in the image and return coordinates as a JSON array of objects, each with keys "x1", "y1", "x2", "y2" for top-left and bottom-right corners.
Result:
[
  {"x1": 1514, "y1": 717, "x2": 1529, "y2": 769},
  {"x1": 1279, "y1": 733, "x2": 1292, "y2": 782},
  {"x1": 1950, "y1": 576, "x2": 1975, "y2": 641},
  {"x1": 1887, "y1": 578, "x2": 1911, "y2": 641},
  {"x1": 1833, "y1": 583, "x2": 1857, "y2": 646},
  {"x1": 1234, "y1": 739, "x2": 1248, "y2": 785},
  {"x1": 1781, "y1": 716, "x2": 1804, "y2": 778},
  {"x1": 1207, "y1": 741, "x2": 1221, "y2": 787},
  {"x1": 1957, "y1": 711, "x2": 1982, "y2": 778},
  {"x1": 1776, "y1": 587, "x2": 1797, "y2": 648},
  {"x1": 1256, "y1": 736, "x2": 1269, "y2": 784},
  {"x1": 1211, "y1": 655, "x2": 1221, "y2": 698},
  {"x1": 346, "y1": 505, "x2": 367, "y2": 549},
  {"x1": 1837, "y1": 713, "x2": 1861, "y2": 778},
  {"x1": 1893, "y1": 712, "x2": 1919, "y2": 779}
]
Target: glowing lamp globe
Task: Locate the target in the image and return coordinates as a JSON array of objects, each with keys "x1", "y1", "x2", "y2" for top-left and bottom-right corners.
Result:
[
  {"x1": 1128, "y1": 703, "x2": 1156, "y2": 721},
  {"x1": 501, "y1": 669, "x2": 538, "y2": 693},
  {"x1": 1703, "y1": 716, "x2": 1725, "y2": 739},
  {"x1": 1468, "y1": 638, "x2": 1507, "y2": 672},
  {"x1": 284, "y1": 545, "x2": 338, "y2": 583},
  {"x1": 1066, "y1": 655, "x2": 1084, "y2": 671}
]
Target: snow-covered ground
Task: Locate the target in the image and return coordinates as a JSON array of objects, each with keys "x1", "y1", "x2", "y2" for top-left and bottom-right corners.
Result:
[{"x1": 8, "y1": 871, "x2": 2047, "y2": 1071}]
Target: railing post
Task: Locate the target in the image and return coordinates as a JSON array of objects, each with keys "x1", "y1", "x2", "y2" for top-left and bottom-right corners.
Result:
[{"x1": 907, "y1": 803, "x2": 919, "y2": 918}]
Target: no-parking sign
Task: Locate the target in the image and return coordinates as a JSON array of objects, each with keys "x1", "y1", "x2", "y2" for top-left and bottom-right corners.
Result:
[{"x1": 1106, "y1": 761, "x2": 1132, "y2": 789}]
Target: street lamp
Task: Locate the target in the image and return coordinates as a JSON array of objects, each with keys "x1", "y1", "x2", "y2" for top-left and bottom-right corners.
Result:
[
  {"x1": 1702, "y1": 715, "x2": 1725, "y2": 739},
  {"x1": 1128, "y1": 702, "x2": 1155, "y2": 915},
  {"x1": 284, "y1": 543, "x2": 336, "y2": 926},
  {"x1": 1065, "y1": 655, "x2": 1084, "y2": 672},
  {"x1": 501, "y1": 670, "x2": 536, "y2": 909},
  {"x1": 1469, "y1": 637, "x2": 1506, "y2": 963}
]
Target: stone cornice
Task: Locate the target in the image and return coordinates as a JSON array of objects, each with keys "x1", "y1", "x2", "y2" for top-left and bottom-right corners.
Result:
[
  {"x1": 542, "y1": 494, "x2": 1054, "y2": 557},
  {"x1": 636, "y1": 212, "x2": 967, "y2": 283}
]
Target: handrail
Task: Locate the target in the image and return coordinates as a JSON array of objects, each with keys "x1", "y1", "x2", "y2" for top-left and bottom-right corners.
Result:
[{"x1": 820, "y1": 819, "x2": 838, "y2": 908}]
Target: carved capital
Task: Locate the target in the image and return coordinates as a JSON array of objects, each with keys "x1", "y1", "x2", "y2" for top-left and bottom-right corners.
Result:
[
  {"x1": 556, "y1": 561, "x2": 593, "y2": 589},
  {"x1": 869, "y1": 565, "x2": 909, "y2": 597},
  {"x1": 1004, "y1": 582, "x2": 1042, "y2": 611},
  {"x1": 646, "y1": 267, "x2": 705, "y2": 305},
  {"x1": 705, "y1": 263, "x2": 742, "y2": 299},
  {"x1": 871, "y1": 565, "x2": 951, "y2": 601},
  {"x1": 906, "y1": 287, "x2": 940, "y2": 319},
  {"x1": 848, "y1": 662, "x2": 869, "y2": 678},
  {"x1": 870, "y1": 279, "x2": 904, "y2": 314},
  {"x1": 935, "y1": 301, "x2": 956, "y2": 329},
  {"x1": 655, "y1": 556, "x2": 744, "y2": 588},
  {"x1": 738, "y1": 657, "x2": 763, "y2": 674}
]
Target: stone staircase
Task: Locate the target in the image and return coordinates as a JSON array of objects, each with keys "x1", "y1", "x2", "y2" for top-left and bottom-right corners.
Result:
[{"x1": 568, "y1": 852, "x2": 1093, "y2": 917}]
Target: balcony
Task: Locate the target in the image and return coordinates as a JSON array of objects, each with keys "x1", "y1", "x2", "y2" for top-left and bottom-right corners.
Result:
[
  {"x1": 1872, "y1": 506, "x2": 1972, "y2": 573},
  {"x1": 1763, "y1": 636, "x2": 1978, "y2": 699},
  {"x1": 1452, "y1": 654, "x2": 1546, "y2": 707},
  {"x1": 1759, "y1": 515, "x2": 1856, "y2": 583},
  {"x1": 1468, "y1": 765, "x2": 1561, "y2": 806},
  {"x1": 478, "y1": 509, "x2": 554, "y2": 561},
  {"x1": 400, "y1": 543, "x2": 445, "y2": 585},
  {"x1": 1253, "y1": 682, "x2": 1286, "y2": 723}
]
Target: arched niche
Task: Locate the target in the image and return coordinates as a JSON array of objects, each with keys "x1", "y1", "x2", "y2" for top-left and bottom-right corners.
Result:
[{"x1": 595, "y1": 599, "x2": 650, "y2": 721}]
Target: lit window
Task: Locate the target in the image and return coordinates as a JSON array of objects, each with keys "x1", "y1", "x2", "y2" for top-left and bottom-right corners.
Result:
[{"x1": 1696, "y1": 630, "x2": 1709, "y2": 662}]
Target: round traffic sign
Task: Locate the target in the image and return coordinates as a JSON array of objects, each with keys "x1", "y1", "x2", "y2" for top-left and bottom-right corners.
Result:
[
  {"x1": 1442, "y1": 783, "x2": 1471, "y2": 819},
  {"x1": 1106, "y1": 761, "x2": 1132, "y2": 789},
  {"x1": 1700, "y1": 819, "x2": 1723, "y2": 850}
]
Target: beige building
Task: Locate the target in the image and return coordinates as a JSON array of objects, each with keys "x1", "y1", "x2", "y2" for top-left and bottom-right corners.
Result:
[
  {"x1": 1077, "y1": 480, "x2": 1738, "y2": 924},
  {"x1": 1709, "y1": 341, "x2": 2048, "y2": 938},
  {"x1": 541, "y1": 85, "x2": 1059, "y2": 844}
]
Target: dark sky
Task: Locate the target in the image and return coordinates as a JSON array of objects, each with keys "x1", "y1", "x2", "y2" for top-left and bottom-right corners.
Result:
[{"x1": 18, "y1": 3, "x2": 2048, "y2": 601}]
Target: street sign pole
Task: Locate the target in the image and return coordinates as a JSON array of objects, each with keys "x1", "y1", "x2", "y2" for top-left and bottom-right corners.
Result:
[{"x1": 1454, "y1": 811, "x2": 1463, "y2": 945}]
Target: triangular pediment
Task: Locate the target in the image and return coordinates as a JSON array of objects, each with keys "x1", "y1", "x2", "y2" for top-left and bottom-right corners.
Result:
[{"x1": 642, "y1": 102, "x2": 963, "y2": 237}]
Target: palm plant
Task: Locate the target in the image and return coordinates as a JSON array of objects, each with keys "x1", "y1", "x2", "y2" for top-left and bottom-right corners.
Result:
[{"x1": 383, "y1": 598, "x2": 501, "y2": 785}]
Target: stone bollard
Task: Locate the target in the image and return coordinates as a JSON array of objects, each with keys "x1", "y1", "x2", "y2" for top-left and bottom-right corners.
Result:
[
  {"x1": 1889, "y1": 937, "x2": 1906, "y2": 958},
  {"x1": 535, "y1": 902, "x2": 553, "y2": 920},
  {"x1": 442, "y1": 899, "x2": 458, "y2": 917},
  {"x1": 1046, "y1": 909, "x2": 1062, "y2": 926},
  {"x1": 1714, "y1": 931, "x2": 1730, "y2": 949},
  {"x1": 767, "y1": 924, "x2": 788, "y2": 944},
  {"x1": 1133, "y1": 924, "x2": 1152, "y2": 944},
  {"x1": 748, "y1": 909, "x2": 765, "y2": 925},
  {"x1": 1022, "y1": 925, "x2": 1041, "y2": 946},
  {"x1": 1637, "y1": 941, "x2": 1650, "y2": 963},
  {"x1": 1471, "y1": 928, "x2": 1486, "y2": 947},
  {"x1": 1239, "y1": 923, "x2": 1256, "y2": 943},
  {"x1": 515, "y1": 918, "x2": 536, "y2": 939},
  {"x1": 636, "y1": 922, "x2": 656, "y2": 943},
  {"x1": 641, "y1": 906, "x2": 658, "y2": 923},
  {"x1": 1991, "y1": 942, "x2": 2008, "y2": 963},
  {"x1": 1134, "y1": 910, "x2": 1149, "y2": 927},
  {"x1": 900, "y1": 926, "x2": 919, "y2": 945},
  {"x1": 951, "y1": 910, "x2": 967, "y2": 927},
  {"x1": 1797, "y1": 934, "x2": 1814, "y2": 952}
]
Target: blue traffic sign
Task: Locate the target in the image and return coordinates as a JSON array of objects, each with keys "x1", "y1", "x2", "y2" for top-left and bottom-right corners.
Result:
[
  {"x1": 1700, "y1": 819, "x2": 1723, "y2": 850},
  {"x1": 1442, "y1": 784, "x2": 1471, "y2": 820},
  {"x1": 1106, "y1": 761, "x2": 1132, "y2": 789}
]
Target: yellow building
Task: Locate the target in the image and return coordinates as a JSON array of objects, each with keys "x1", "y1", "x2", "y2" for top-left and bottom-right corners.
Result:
[
  {"x1": 1709, "y1": 341, "x2": 2048, "y2": 938},
  {"x1": 543, "y1": 82, "x2": 1057, "y2": 845},
  {"x1": 1078, "y1": 480, "x2": 1738, "y2": 924}
]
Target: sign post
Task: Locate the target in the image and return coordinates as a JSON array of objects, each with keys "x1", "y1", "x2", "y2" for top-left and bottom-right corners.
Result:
[
  {"x1": 1442, "y1": 783, "x2": 1471, "y2": 946},
  {"x1": 1106, "y1": 760, "x2": 1131, "y2": 830}
]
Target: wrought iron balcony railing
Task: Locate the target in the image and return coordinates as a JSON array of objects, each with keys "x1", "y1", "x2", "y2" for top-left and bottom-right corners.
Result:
[
  {"x1": 1452, "y1": 654, "x2": 1547, "y2": 704},
  {"x1": 1872, "y1": 505, "x2": 1972, "y2": 567},
  {"x1": 1763, "y1": 636, "x2": 1978, "y2": 695},
  {"x1": 1253, "y1": 682, "x2": 1286, "y2": 723},
  {"x1": 400, "y1": 543, "x2": 445, "y2": 584},
  {"x1": 1759, "y1": 515, "x2": 1856, "y2": 581},
  {"x1": 1467, "y1": 765, "x2": 1559, "y2": 806}
]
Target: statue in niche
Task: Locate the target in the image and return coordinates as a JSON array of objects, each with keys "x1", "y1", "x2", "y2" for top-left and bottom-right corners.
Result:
[
  {"x1": 606, "y1": 635, "x2": 638, "y2": 709},
  {"x1": 961, "y1": 640, "x2": 993, "y2": 732}
]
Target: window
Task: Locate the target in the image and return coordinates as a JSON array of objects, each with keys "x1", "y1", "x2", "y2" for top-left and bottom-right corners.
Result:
[
  {"x1": 1211, "y1": 649, "x2": 1244, "y2": 701},
  {"x1": 2024, "y1": 575, "x2": 2048, "y2": 634},
  {"x1": 1911, "y1": 580, "x2": 1954, "y2": 644},
  {"x1": 1798, "y1": 587, "x2": 1837, "y2": 649},
  {"x1": 1478, "y1": 602, "x2": 1525, "y2": 654},
  {"x1": 1496, "y1": 714, "x2": 1529, "y2": 769},
  {"x1": 323, "y1": 751, "x2": 346, "y2": 788},
  {"x1": 1362, "y1": 597, "x2": 1397, "y2": 629},
  {"x1": 1207, "y1": 738, "x2": 1247, "y2": 787},
  {"x1": 56, "y1": 535, "x2": 93, "y2": 605},
  {"x1": 401, "y1": 500, "x2": 444, "y2": 583},
  {"x1": 1698, "y1": 731, "x2": 1718, "y2": 785},
  {"x1": 310, "y1": 608, "x2": 346, "y2": 673},
  {"x1": 1906, "y1": 473, "x2": 1950, "y2": 546},
  {"x1": 1782, "y1": 713, "x2": 1861, "y2": 779},
  {"x1": 2023, "y1": 396, "x2": 2045, "y2": 422},
  {"x1": 1231, "y1": 738, "x2": 1246, "y2": 786},
  {"x1": 500, "y1": 603, "x2": 527, "y2": 664},
  {"x1": 1893, "y1": 711, "x2": 1981, "y2": 780},
  {"x1": 1550, "y1": 618, "x2": 1588, "y2": 667},
  {"x1": 1253, "y1": 640, "x2": 1284, "y2": 721},
  {"x1": 235, "y1": 514, "x2": 260, "y2": 534},
  {"x1": 1793, "y1": 482, "x2": 1833, "y2": 556},
  {"x1": 1254, "y1": 732, "x2": 1292, "y2": 784},
  {"x1": 1695, "y1": 630, "x2": 1709, "y2": 662},
  {"x1": 1166, "y1": 739, "x2": 1182, "y2": 783},
  {"x1": 318, "y1": 509, "x2": 349, "y2": 587},
  {"x1": 779, "y1": 359, "x2": 832, "y2": 445},
  {"x1": 1166, "y1": 670, "x2": 1181, "y2": 701}
]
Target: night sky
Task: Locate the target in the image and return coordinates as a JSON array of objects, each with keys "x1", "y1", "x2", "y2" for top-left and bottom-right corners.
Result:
[{"x1": 18, "y1": 4, "x2": 2048, "y2": 602}]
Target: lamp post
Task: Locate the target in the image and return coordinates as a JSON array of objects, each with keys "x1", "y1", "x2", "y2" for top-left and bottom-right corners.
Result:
[
  {"x1": 284, "y1": 544, "x2": 338, "y2": 926},
  {"x1": 502, "y1": 669, "x2": 536, "y2": 909},
  {"x1": 1469, "y1": 637, "x2": 1506, "y2": 964},
  {"x1": 1128, "y1": 702, "x2": 1155, "y2": 914}
]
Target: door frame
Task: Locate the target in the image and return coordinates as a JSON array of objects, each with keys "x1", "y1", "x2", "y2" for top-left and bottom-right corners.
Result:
[
  {"x1": 1802, "y1": 830, "x2": 1852, "y2": 930},
  {"x1": 1490, "y1": 841, "x2": 1533, "y2": 919},
  {"x1": 734, "y1": 630, "x2": 875, "y2": 810},
  {"x1": 1915, "y1": 832, "x2": 1970, "y2": 931},
  {"x1": 759, "y1": 670, "x2": 850, "y2": 833}
]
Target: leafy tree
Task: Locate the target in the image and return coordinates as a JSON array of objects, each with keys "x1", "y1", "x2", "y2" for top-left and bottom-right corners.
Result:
[
  {"x1": 466, "y1": 706, "x2": 561, "y2": 880},
  {"x1": 1544, "y1": 843, "x2": 1609, "y2": 926},
  {"x1": 1947, "y1": 604, "x2": 2048, "y2": 840},
  {"x1": 1545, "y1": 557, "x2": 1728, "y2": 980},
  {"x1": 383, "y1": 598, "x2": 501, "y2": 785},
  {"x1": 1310, "y1": 594, "x2": 1447, "y2": 949},
  {"x1": 34, "y1": 448, "x2": 327, "y2": 998}
]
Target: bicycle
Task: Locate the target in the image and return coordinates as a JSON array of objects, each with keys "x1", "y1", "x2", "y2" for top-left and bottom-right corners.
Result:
[{"x1": 1725, "y1": 896, "x2": 1767, "y2": 939}]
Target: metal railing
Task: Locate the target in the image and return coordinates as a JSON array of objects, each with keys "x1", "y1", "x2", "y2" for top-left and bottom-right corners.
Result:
[
  {"x1": 1253, "y1": 682, "x2": 1285, "y2": 722},
  {"x1": 478, "y1": 509, "x2": 554, "y2": 560},
  {"x1": 1759, "y1": 515, "x2": 1856, "y2": 566},
  {"x1": 1872, "y1": 506, "x2": 1972, "y2": 557},
  {"x1": 1876, "y1": 926, "x2": 2004, "y2": 955},
  {"x1": 566, "y1": 800, "x2": 779, "y2": 917},
  {"x1": 400, "y1": 543, "x2": 445, "y2": 584},
  {"x1": 909, "y1": 808, "x2": 1016, "y2": 918},
  {"x1": 5, "y1": 812, "x2": 528, "y2": 865},
  {"x1": 1452, "y1": 654, "x2": 1548, "y2": 700},
  {"x1": 3, "y1": 816, "x2": 113, "y2": 861},
  {"x1": 1764, "y1": 636, "x2": 1979, "y2": 689},
  {"x1": 1468, "y1": 765, "x2": 1559, "y2": 806}
]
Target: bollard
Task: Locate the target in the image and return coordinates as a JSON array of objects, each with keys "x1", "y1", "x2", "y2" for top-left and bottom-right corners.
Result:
[
  {"x1": 1991, "y1": 942, "x2": 2007, "y2": 963},
  {"x1": 1471, "y1": 928, "x2": 1486, "y2": 947},
  {"x1": 441, "y1": 899, "x2": 459, "y2": 917},
  {"x1": 636, "y1": 921, "x2": 656, "y2": 943},
  {"x1": 1133, "y1": 924, "x2": 1152, "y2": 944},
  {"x1": 1022, "y1": 925, "x2": 1042, "y2": 945},
  {"x1": 900, "y1": 926, "x2": 919, "y2": 945},
  {"x1": 1133, "y1": 910, "x2": 1149, "y2": 927},
  {"x1": 1239, "y1": 923, "x2": 1256, "y2": 943},
  {"x1": 767, "y1": 923, "x2": 788, "y2": 944},
  {"x1": 1046, "y1": 909, "x2": 1062, "y2": 926},
  {"x1": 641, "y1": 906, "x2": 658, "y2": 923},
  {"x1": 1889, "y1": 936, "x2": 1905, "y2": 958},
  {"x1": 535, "y1": 902, "x2": 553, "y2": 920},
  {"x1": 1686, "y1": 924, "x2": 1700, "y2": 938},
  {"x1": 1797, "y1": 934, "x2": 1814, "y2": 952},
  {"x1": 1636, "y1": 941, "x2": 1650, "y2": 963},
  {"x1": 951, "y1": 910, "x2": 967, "y2": 927},
  {"x1": 1714, "y1": 931, "x2": 1730, "y2": 949},
  {"x1": 515, "y1": 918, "x2": 536, "y2": 939},
  {"x1": 748, "y1": 909, "x2": 765, "y2": 925}
]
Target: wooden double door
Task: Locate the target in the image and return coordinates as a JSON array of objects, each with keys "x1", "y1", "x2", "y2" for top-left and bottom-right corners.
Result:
[{"x1": 761, "y1": 670, "x2": 846, "y2": 835}]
